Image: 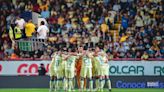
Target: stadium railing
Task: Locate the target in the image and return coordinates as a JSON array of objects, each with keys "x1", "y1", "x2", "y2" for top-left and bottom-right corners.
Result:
[{"x1": 15, "y1": 38, "x2": 46, "y2": 51}]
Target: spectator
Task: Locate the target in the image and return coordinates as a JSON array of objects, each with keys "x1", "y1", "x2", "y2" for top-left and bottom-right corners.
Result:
[
  {"x1": 39, "y1": 1, "x2": 48, "y2": 11},
  {"x1": 57, "y1": 15, "x2": 65, "y2": 26},
  {"x1": 25, "y1": 19, "x2": 36, "y2": 38},
  {"x1": 4, "y1": 45, "x2": 14, "y2": 57},
  {"x1": 119, "y1": 33, "x2": 128, "y2": 43},
  {"x1": 14, "y1": 23, "x2": 22, "y2": 40},
  {"x1": 15, "y1": 16, "x2": 26, "y2": 38},
  {"x1": 155, "y1": 50, "x2": 162, "y2": 58},
  {"x1": 9, "y1": 26, "x2": 14, "y2": 41},
  {"x1": 141, "y1": 51, "x2": 149, "y2": 60},
  {"x1": 25, "y1": 1, "x2": 33, "y2": 11},
  {"x1": 113, "y1": 2, "x2": 121, "y2": 12},
  {"x1": 101, "y1": 21, "x2": 109, "y2": 33},
  {"x1": 135, "y1": 12, "x2": 144, "y2": 29},
  {"x1": 107, "y1": 52, "x2": 113, "y2": 60},
  {"x1": 33, "y1": 3, "x2": 40, "y2": 13},
  {"x1": 120, "y1": 0, "x2": 128, "y2": 9},
  {"x1": 38, "y1": 63, "x2": 46, "y2": 76},
  {"x1": 37, "y1": 21, "x2": 49, "y2": 39},
  {"x1": 121, "y1": 13, "x2": 129, "y2": 34},
  {"x1": 40, "y1": 52, "x2": 50, "y2": 60},
  {"x1": 0, "y1": 47, "x2": 4, "y2": 60},
  {"x1": 41, "y1": 7, "x2": 50, "y2": 19},
  {"x1": 10, "y1": 52, "x2": 19, "y2": 60},
  {"x1": 0, "y1": 0, "x2": 163, "y2": 60}
]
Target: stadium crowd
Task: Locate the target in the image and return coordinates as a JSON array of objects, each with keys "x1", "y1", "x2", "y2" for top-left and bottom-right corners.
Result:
[{"x1": 0, "y1": 0, "x2": 163, "y2": 60}]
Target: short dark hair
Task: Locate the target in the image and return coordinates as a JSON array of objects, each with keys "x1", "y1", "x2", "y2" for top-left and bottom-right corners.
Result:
[
  {"x1": 40, "y1": 63, "x2": 44, "y2": 66},
  {"x1": 40, "y1": 21, "x2": 45, "y2": 25}
]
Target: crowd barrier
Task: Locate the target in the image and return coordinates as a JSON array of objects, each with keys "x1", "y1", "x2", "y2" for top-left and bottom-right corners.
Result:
[{"x1": 15, "y1": 38, "x2": 46, "y2": 51}]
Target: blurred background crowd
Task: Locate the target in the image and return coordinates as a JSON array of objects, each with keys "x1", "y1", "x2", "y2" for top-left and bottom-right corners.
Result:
[{"x1": 0, "y1": 0, "x2": 163, "y2": 61}]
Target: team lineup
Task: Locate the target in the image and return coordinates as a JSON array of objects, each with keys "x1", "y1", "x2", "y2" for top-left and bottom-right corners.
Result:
[{"x1": 49, "y1": 46, "x2": 112, "y2": 92}]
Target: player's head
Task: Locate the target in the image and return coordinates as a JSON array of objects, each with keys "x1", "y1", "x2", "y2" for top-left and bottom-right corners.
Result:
[
  {"x1": 88, "y1": 47, "x2": 93, "y2": 52},
  {"x1": 57, "y1": 50, "x2": 62, "y2": 55},
  {"x1": 86, "y1": 52, "x2": 92, "y2": 58},
  {"x1": 95, "y1": 46, "x2": 100, "y2": 52},
  {"x1": 78, "y1": 46, "x2": 84, "y2": 52},
  {"x1": 71, "y1": 48, "x2": 76, "y2": 53},
  {"x1": 68, "y1": 48, "x2": 72, "y2": 53},
  {"x1": 100, "y1": 52, "x2": 106, "y2": 57}
]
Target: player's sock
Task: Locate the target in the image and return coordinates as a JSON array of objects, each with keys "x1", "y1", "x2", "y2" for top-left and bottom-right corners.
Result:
[
  {"x1": 72, "y1": 78, "x2": 75, "y2": 90},
  {"x1": 49, "y1": 81, "x2": 54, "y2": 92},
  {"x1": 53, "y1": 80, "x2": 56, "y2": 91},
  {"x1": 95, "y1": 78, "x2": 100, "y2": 90},
  {"x1": 108, "y1": 79, "x2": 112, "y2": 90},
  {"x1": 80, "y1": 80, "x2": 84, "y2": 90},
  {"x1": 101, "y1": 79, "x2": 105, "y2": 90},
  {"x1": 89, "y1": 80, "x2": 93, "y2": 91},
  {"x1": 55, "y1": 80, "x2": 58, "y2": 90},
  {"x1": 68, "y1": 79, "x2": 73, "y2": 91},
  {"x1": 57, "y1": 78, "x2": 61, "y2": 89},
  {"x1": 64, "y1": 78, "x2": 68, "y2": 90},
  {"x1": 58, "y1": 78, "x2": 64, "y2": 90}
]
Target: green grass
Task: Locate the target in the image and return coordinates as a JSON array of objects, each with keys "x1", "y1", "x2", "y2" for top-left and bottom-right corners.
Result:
[{"x1": 0, "y1": 88, "x2": 163, "y2": 92}]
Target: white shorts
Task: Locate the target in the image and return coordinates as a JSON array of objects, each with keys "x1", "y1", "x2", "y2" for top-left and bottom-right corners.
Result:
[
  {"x1": 100, "y1": 65, "x2": 109, "y2": 76},
  {"x1": 49, "y1": 62, "x2": 56, "y2": 77},
  {"x1": 65, "y1": 68, "x2": 75, "y2": 79},
  {"x1": 80, "y1": 67, "x2": 92, "y2": 78}
]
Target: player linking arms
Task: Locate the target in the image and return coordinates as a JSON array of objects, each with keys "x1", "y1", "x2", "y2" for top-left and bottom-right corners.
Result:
[
  {"x1": 99, "y1": 52, "x2": 112, "y2": 92},
  {"x1": 49, "y1": 51, "x2": 62, "y2": 92},
  {"x1": 80, "y1": 51, "x2": 93, "y2": 91},
  {"x1": 92, "y1": 46, "x2": 102, "y2": 91},
  {"x1": 64, "y1": 50, "x2": 77, "y2": 91}
]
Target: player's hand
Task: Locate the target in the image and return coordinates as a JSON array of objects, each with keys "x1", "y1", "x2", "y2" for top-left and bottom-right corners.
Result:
[{"x1": 74, "y1": 70, "x2": 77, "y2": 76}]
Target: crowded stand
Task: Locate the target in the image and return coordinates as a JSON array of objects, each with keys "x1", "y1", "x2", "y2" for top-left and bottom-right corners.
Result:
[{"x1": 0, "y1": 0, "x2": 163, "y2": 61}]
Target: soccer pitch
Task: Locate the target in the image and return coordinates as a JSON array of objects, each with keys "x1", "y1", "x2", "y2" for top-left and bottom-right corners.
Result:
[{"x1": 0, "y1": 88, "x2": 163, "y2": 92}]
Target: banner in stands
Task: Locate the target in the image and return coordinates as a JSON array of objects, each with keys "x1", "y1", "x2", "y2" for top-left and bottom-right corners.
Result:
[{"x1": 0, "y1": 61, "x2": 164, "y2": 76}]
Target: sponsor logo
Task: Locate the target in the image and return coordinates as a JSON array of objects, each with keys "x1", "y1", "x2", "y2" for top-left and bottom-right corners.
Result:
[
  {"x1": 116, "y1": 81, "x2": 146, "y2": 88},
  {"x1": 17, "y1": 63, "x2": 38, "y2": 75},
  {"x1": 17, "y1": 63, "x2": 49, "y2": 75},
  {"x1": 116, "y1": 81, "x2": 164, "y2": 88},
  {"x1": 110, "y1": 65, "x2": 144, "y2": 75},
  {"x1": 154, "y1": 66, "x2": 164, "y2": 76},
  {"x1": 147, "y1": 82, "x2": 159, "y2": 87}
]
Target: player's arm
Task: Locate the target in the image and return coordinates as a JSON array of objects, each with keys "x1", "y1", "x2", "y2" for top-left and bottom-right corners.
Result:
[
  {"x1": 63, "y1": 54, "x2": 69, "y2": 61},
  {"x1": 105, "y1": 53, "x2": 110, "y2": 63}
]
